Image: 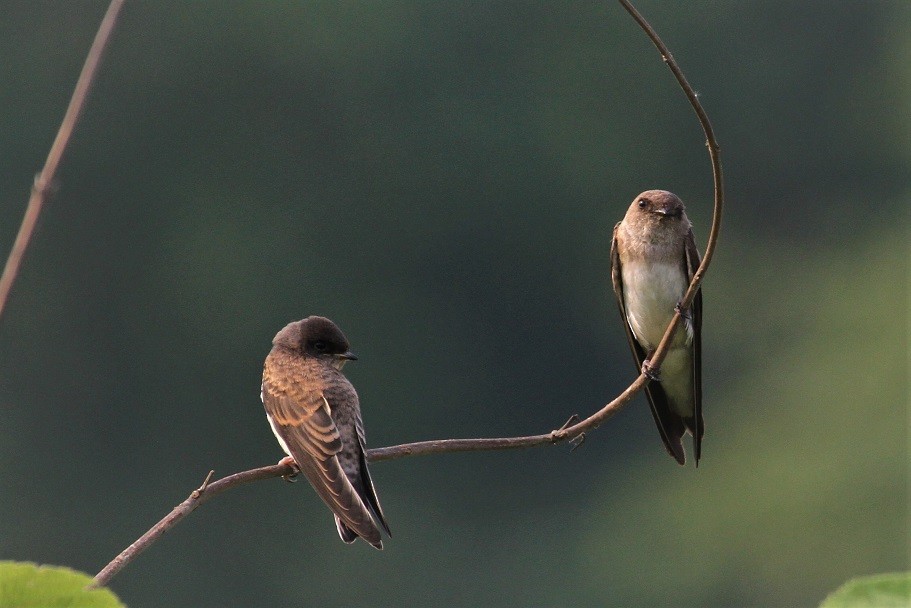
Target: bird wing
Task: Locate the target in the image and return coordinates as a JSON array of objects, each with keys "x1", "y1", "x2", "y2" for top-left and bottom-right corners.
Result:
[
  {"x1": 262, "y1": 369, "x2": 383, "y2": 548},
  {"x1": 352, "y1": 414, "x2": 391, "y2": 536},
  {"x1": 684, "y1": 227, "x2": 704, "y2": 463},
  {"x1": 610, "y1": 222, "x2": 687, "y2": 465}
]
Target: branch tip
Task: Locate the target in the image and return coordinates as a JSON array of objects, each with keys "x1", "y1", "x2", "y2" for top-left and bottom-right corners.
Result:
[{"x1": 195, "y1": 470, "x2": 215, "y2": 495}]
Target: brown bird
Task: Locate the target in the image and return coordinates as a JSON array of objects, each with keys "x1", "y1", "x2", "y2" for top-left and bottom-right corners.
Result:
[
  {"x1": 261, "y1": 316, "x2": 390, "y2": 548},
  {"x1": 610, "y1": 190, "x2": 703, "y2": 465}
]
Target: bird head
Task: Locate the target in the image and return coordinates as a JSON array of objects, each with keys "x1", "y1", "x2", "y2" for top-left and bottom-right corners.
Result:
[
  {"x1": 273, "y1": 316, "x2": 357, "y2": 368},
  {"x1": 630, "y1": 190, "x2": 686, "y2": 220}
]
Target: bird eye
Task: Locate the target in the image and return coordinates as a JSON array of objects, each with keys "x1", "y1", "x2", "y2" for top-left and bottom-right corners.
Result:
[
  {"x1": 637, "y1": 199, "x2": 648, "y2": 209},
  {"x1": 313, "y1": 341, "x2": 327, "y2": 352}
]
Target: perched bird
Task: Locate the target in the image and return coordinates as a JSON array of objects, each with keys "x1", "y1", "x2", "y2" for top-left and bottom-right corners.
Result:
[
  {"x1": 261, "y1": 316, "x2": 390, "y2": 548},
  {"x1": 610, "y1": 190, "x2": 703, "y2": 465}
]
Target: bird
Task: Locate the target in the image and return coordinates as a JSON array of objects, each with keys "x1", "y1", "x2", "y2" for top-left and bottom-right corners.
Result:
[
  {"x1": 261, "y1": 316, "x2": 390, "y2": 548},
  {"x1": 610, "y1": 190, "x2": 703, "y2": 465}
]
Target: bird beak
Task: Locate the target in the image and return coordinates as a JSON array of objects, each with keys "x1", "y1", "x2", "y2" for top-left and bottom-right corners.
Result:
[{"x1": 339, "y1": 351, "x2": 358, "y2": 361}]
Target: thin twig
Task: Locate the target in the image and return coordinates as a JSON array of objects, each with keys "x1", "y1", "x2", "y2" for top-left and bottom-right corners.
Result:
[
  {"x1": 615, "y1": 0, "x2": 724, "y2": 374},
  {"x1": 91, "y1": 380, "x2": 650, "y2": 587},
  {"x1": 90, "y1": 464, "x2": 289, "y2": 588},
  {"x1": 370, "y1": 375, "x2": 650, "y2": 461},
  {"x1": 0, "y1": 0, "x2": 125, "y2": 320},
  {"x1": 92, "y1": 0, "x2": 723, "y2": 589}
]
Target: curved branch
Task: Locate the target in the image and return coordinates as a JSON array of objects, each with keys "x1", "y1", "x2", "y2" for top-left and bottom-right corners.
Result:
[
  {"x1": 92, "y1": 0, "x2": 723, "y2": 590},
  {"x1": 370, "y1": 376, "x2": 649, "y2": 461},
  {"x1": 616, "y1": 0, "x2": 724, "y2": 373},
  {"x1": 91, "y1": 464, "x2": 290, "y2": 588},
  {"x1": 92, "y1": 377, "x2": 649, "y2": 588},
  {"x1": 0, "y1": 0, "x2": 125, "y2": 321}
]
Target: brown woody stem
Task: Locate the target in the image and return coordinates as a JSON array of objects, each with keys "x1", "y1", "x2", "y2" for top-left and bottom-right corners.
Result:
[
  {"x1": 92, "y1": 0, "x2": 722, "y2": 589},
  {"x1": 0, "y1": 0, "x2": 125, "y2": 320}
]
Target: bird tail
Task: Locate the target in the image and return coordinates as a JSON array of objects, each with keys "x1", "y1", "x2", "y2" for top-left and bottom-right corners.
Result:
[
  {"x1": 643, "y1": 383, "x2": 687, "y2": 466},
  {"x1": 683, "y1": 415, "x2": 703, "y2": 466},
  {"x1": 335, "y1": 516, "x2": 382, "y2": 548},
  {"x1": 663, "y1": 420, "x2": 687, "y2": 466}
]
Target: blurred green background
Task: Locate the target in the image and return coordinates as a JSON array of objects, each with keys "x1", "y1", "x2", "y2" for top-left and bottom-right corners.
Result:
[{"x1": 0, "y1": 2, "x2": 907, "y2": 606}]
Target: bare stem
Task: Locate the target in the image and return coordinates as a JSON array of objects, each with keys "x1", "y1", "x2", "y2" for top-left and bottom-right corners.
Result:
[
  {"x1": 91, "y1": 0, "x2": 723, "y2": 590},
  {"x1": 616, "y1": 0, "x2": 724, "y2": 373},
  {"x1": 91, "y1": 464, "x2": 289, "y2": 588},
  {"x1": 90, "y1": 378, "x2": 645, "y2": 589},
  {"x1": 369, "y1": 376, "x2": 649, "y2": 461},
  {"x1": 0, "y1": 0, "x2": 125, "y2": 320}
]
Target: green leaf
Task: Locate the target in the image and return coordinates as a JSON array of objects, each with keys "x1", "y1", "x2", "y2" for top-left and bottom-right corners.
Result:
[
  {"x1": 0, "y1": 561, "x2": 125, "y2": 608},
  {"x1": 820, "y1": 572, "x2": 911, "y2": 608}
]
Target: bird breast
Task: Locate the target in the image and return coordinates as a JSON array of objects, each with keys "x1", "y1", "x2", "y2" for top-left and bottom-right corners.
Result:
[{"x1": 622, "y1": 258, "x2": 691, "y2": 350}]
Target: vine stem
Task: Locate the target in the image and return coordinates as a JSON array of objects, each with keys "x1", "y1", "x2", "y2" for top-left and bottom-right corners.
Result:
[
  {"x1": 0, "y1": 0, "x2": 126, "y2": 320},
  {"x1": 87, "y1": 0, "x2": 723, "y2": 590}
]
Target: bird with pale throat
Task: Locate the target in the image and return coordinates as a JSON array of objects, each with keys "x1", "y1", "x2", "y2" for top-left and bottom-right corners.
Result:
[{"x1": 610, "y1": 190, "x2": 704, "y2": 466}]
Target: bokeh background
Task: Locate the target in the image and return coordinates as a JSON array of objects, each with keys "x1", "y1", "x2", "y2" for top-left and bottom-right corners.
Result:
[{"x1": 0, "y1": 2, "x2": 907, "y2": 606}]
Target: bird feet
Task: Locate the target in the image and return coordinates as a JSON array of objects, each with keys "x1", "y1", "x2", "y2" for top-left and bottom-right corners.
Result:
[
  {"x1": 641, "y1": 359, "x2": 661, "y2": 382},
  {"x1": 278, "y1": 456, "x2": 299, "y2": 482},
  {"x1": 674, "y1": 301, "x2": 691, "y2": 319}
]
